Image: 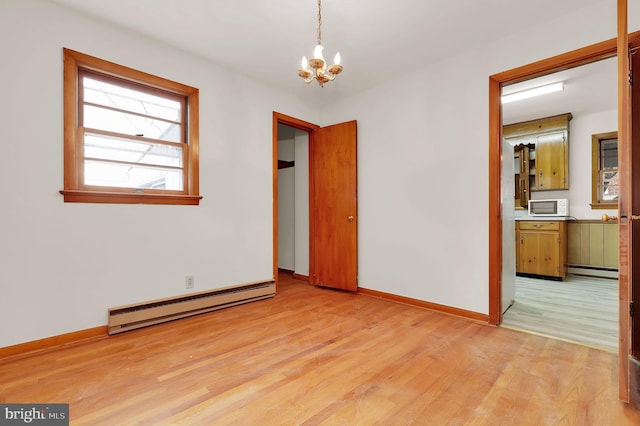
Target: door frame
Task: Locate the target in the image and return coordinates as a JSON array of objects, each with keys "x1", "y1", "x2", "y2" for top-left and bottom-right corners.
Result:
[
  {"x1": 488, "y1": 38, "x2": 620, "y2": 324},
  {"x1": 488, "y1": 31, "x2": 640, "y2": 401},
  {"x1": 272, "y1": 112, "x2": 319, "y2": 285}
]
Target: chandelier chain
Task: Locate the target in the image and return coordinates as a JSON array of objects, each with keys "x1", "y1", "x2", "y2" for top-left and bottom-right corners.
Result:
[{"x1": 317, "y1": 0, "x2": 322, "y2": 45}]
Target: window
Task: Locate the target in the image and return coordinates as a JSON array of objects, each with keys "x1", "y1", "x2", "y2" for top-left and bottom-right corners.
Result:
[
  {"x1": 591, "y1": 131, "x2": 618, "y2": 208},
  {"x1": 61, "y1": 48, "x2": 201, "y2": 205}
]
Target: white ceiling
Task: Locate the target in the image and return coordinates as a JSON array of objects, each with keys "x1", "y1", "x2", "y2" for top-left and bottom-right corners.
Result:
[
  {"x1": 47, "y1": 0, "x2": 610, "y2": 103},
  {"x1": 502, "y1": 56, "x2": 617, "y2": 124}
]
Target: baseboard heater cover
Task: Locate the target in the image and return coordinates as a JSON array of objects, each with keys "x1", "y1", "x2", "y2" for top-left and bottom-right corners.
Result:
[
  {"x1": 108, "y1": 280, "x2": 275, "y2": 335},
  {"x1": 566, "y1": 266, "x2": 618, "y2": 279}
]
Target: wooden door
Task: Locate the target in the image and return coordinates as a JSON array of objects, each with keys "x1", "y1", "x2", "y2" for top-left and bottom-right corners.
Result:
[
  {"x1": 537, "y1": 232, "x2": 559, "y2": 277},
  {"x1": 617, "y1": 0, "x2": 632, "y2": 402},
  {"x1": 631, "y1": 47, "x2": 640, "y2": 362},
  {"x1": 625, "y1": 32, "x2": 640, "y2": 402},
  {"x1": 536, "y1": 131, "x2": 567, "y2": 190},
  {"x1": 309, "y1": 121, "x2": 358, "y2": 291},
  {"x1": 519, "y1": 231, "x2": 557, "y2": 276},
  {"x1": 518, "y1": 231, "x2": 539, "y2": 275}
]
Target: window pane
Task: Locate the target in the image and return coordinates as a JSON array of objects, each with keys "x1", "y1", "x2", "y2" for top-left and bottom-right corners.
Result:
[
  {"x1": 601, "y1": 170, "x2": 619, "y2": 201},
  {"x1": 84, "y1": 133, "x2": 182, "y2": 168},
  {"x1": 601, "y1": 139, "x2": 618, "y2": 169},
  {"x1": 84, "y1": 160, "x2": 183, "y2": 190},
  {"x1": 83, "y1": 76, "x2": 182, "y2": 122},
  {"x1": 84, "y1": 105, "x2": 182, "y2": 142}
]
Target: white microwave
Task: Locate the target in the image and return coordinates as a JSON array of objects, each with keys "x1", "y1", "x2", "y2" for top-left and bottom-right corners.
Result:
[{"x1": 528, "y1": 198, "x2": 569, "y2": 216}]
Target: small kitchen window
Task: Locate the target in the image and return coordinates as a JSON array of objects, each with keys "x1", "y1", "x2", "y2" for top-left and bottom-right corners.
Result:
[{"x1": 591, "y1": 131, "x2": 618, "y2": 209}]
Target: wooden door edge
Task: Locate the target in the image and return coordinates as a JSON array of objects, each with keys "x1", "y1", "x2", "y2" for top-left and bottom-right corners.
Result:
[{"x1": 617, "y1": 0, "x2": 631, "y2": 403}]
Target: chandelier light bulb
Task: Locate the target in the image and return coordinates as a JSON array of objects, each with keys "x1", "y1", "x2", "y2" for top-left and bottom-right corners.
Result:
[
  {"x1": 313, "y1": 44, "x2": 325, "y2": 60},
  {"x1": 301, "y1": 56, "x2": 308, "y2": 69},
  {"x1": 334, "y1": 52, "x2": 341, "y2": 65}
]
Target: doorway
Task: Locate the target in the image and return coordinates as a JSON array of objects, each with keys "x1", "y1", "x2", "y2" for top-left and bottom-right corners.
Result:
[
  {"x1": 276, "y1": 123, "x2": 310, "y2": 279},
  {"x1": 488, "y1": 40, "x2": 620, "y2": 326},
  {"x1": 489, "y1": 30, "x2": 640, "y2": 403},
  {"x1": 273, "y1": 113, "x2": 318, "y2": 284},
  {"x1": 498, "y1": 58, "x2": 619, "y2": 351},
  {"x1": 272, "y1": 112, "x2": 358, "y2": 292}
]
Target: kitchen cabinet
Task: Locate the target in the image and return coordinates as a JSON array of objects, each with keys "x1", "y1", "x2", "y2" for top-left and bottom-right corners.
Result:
[
  {"x1": 506, "y1": 113, "x2": 572, "y2": 208},
  {"x1": 567, "y1": 221, "x2": 618, "y2": 269},
  {"x1": 536, "y1": 130, "x2": 568, "y2": 190},
  {"x1": 513, "y1": 145, "x2": 532, "y2": 208},
  {"x1": 516, "y1": 220, "x2": 567, "y2": 280}
]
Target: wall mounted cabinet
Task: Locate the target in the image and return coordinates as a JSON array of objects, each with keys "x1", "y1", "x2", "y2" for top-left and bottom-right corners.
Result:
[{"x1": 506, "y1": 113, "x2": 572, "y2": 208}]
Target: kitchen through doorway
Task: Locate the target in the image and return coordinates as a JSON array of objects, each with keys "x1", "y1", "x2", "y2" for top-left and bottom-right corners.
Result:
[{"x1": 499, "y1": 57, "x2": 619, "y2": 352}]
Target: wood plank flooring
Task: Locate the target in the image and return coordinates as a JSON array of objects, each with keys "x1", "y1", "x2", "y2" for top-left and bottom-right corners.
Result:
[
  {"x1": 502, "y1": 275, "x2": 618, "y2": 352},
  {"x1": 1, "y1": 272, "x2": 638, "y2": 424}
]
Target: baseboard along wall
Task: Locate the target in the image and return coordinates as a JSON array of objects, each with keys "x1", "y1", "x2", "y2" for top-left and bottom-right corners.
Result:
[
  {"x1": 358, "y1": 287, "x2": 489, "y2": 323},
  {"x1": 0, "y1": 326, "x2": 108, "y2": 361}
]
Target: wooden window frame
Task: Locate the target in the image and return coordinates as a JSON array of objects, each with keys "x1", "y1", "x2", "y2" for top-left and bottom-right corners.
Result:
[
  {"x1": 60, "y1": 48, "x2": 201, "y2": 205},
  {"x1": 591, "y1": 131, "x2": 618, "y2": 209}
]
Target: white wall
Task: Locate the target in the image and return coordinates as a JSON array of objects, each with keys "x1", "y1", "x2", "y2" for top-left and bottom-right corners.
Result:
[
  {"x1": 277, "y1": 137, "x2": 295, "y2": 270},
  {"x1": 0, "y1": 0, "x2": 319, "y2": 347},
  {"x1": 276, "y1": 128, "x2": 310, "y2": 276},
  {"x1": 294, "y1": 130, "x2": 310, "y2": 277},
  {"x1": 321, "y1": 0, "x2": 633, "y2": 314}
]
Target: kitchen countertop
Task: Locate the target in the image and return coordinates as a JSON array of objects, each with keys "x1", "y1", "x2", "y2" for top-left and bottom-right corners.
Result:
[{"x1": 514, "y1": 216, "x2": 573, "y2": 221}]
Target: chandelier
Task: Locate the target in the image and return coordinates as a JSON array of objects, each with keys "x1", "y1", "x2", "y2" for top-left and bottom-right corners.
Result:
[{"x1": 298, "y1": 0, "x2": 343, "y2": 87}]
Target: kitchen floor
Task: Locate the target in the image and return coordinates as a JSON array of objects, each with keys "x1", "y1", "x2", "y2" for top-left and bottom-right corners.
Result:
[{"x1": 501, "y1": 274, "x2": 618, "y2": 352}]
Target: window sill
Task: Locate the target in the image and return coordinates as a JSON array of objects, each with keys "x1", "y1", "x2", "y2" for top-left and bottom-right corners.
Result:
[
  {"x1": 590, "y1": 202, "x2": 618, "y2": 210},
  {"x1": 60, "y1": 190, "x2": 202, "y2": 205}
]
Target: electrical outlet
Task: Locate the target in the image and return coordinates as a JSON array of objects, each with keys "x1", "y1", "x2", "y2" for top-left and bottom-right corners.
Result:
[{"x1": 185, "y1": 275, "x2": 195, "y2": 289}]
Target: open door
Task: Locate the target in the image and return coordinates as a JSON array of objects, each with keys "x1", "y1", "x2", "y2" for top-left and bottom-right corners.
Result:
[
  {"x1": 309, "y1": 121, "x2": 358, "y2": 291},
  {"x1": 501, "y1": 139, "x2": 516, "y2": 314},
  {"x1": 616, "y1": 0, "x2": 630, "y2": 403},
  {"x1": 619, "y1": 0, "x2": 640, "y2": 402},
  {"x1": 628, "y1": 45, "x2": 640, "y2": 405}
]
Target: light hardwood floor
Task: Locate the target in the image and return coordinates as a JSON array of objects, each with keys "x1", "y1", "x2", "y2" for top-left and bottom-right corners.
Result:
[
  {"x1": 502, "y1": 275, "x2": 618, "y2": 352},
  {"x1": 1, "y1": 273, "x2": 638, "y2": 425}
]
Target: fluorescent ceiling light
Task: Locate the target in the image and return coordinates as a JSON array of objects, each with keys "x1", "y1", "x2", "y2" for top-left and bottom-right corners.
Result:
[{"x1": 501, "y1": 82, "x2": 564, "y2": 104}]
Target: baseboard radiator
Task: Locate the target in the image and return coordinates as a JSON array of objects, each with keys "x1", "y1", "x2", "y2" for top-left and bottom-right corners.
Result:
[{"x1": 108, "y1": 280, "x2": 275, "y2": 335}]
